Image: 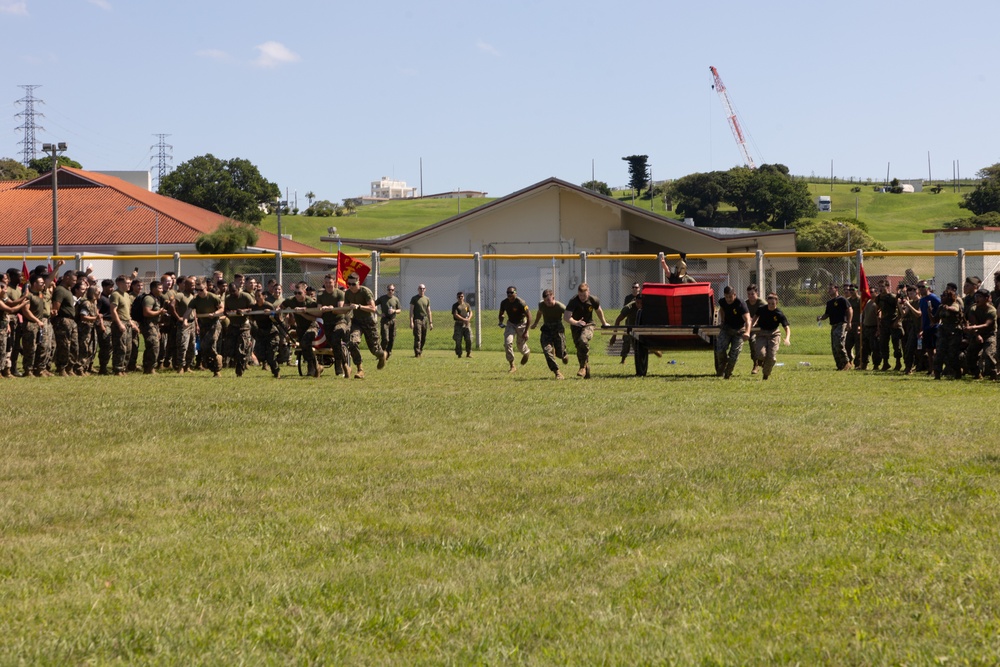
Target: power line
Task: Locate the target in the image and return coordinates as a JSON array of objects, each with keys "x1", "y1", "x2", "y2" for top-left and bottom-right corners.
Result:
[{"x1": 15, "y1": 85, "x2": 45, "y2": 166}]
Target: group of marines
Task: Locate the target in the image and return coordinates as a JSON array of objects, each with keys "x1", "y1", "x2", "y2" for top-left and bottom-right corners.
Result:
[{"x1": 819, "y1": 274, "x2": 998, "y2": 380}]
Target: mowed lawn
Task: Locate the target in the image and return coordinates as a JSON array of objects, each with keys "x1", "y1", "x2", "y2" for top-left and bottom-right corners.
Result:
[{"x1": 4, "y1": 326, "x2": 1000, "y2": 663}]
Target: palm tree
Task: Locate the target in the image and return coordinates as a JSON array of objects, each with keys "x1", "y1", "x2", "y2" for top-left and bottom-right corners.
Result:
[{"x1": 305, "y1": 191, "x2": 316, "y2": 207}]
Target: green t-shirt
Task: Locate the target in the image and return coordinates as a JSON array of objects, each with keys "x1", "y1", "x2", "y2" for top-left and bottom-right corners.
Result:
[
  {"x1": 316, "y1": 288, "x2": 347, "y2": 327},
  {"x1": 52, "y1": 285, "x2": 75, "y2": 319},
  {"x1": 190, "y1": 292, "x2": 223, "y2": 322},
  {"x1": 344, "y1": 286, "x2": 376, "y2": 325},
  {"x1": 536, "y1": 300, "x2": 566, "y2": 327},
  {"x1": 141, "y1": 294, "x2": 163, "y2": 325},
  {"x1": 174, "y1": 292, "x2": 194, "y2": 323},
  {"x1": 110, "y1": 289, "x2": 131, "y2": 323},
  {"x1": 27, "y1": 292, "x2": 48, "y2": 321},
  {"x1": 410, "y1": 294, "x2": 431, "y2": 320},
  {"x1": 281, "y1": 296, "x2": 318, "y2": 333},
  {"x1": 499, "y1": 297, "x2": 529, "y2": 325},
  {"x1": 224, "y1": 291, "x2": 255, "y2": 328},
  {"x1": 452, "y1": 301, "x2": 471, "y2": 328},
  {"x1": 971, "y1": 304, "x2": 997, "y2": 336},
  {"x1": 375, "y1": 294, "x2": 401, "y2": 319},
  {"x1": 566, "y1": 294, "x2": 601, "y2": 324}
]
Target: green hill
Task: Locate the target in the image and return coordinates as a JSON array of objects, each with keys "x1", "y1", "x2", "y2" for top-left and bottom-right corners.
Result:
[{"x1": 261, "y1": 182, "x2": 976, "y2": 253}]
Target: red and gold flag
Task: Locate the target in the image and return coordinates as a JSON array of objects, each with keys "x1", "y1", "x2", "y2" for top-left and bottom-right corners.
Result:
[
  {"x1": 336, "y1": 251, "x2": 371, "y2": 288},
  {"x1": 858, "y1": 262, "x2": 872, "y2": 306}
]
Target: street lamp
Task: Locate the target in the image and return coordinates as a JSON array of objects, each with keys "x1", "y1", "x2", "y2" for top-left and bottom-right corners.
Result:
[
  {"x1": 837, "y1": 221, "x2": 851, "y2": 252},
  {"x1": 41, "y1": 141, "x2": 67, "y2": 255},
  {"x1": 126, "y1": 204, "x2": 160, "y2": 274}
]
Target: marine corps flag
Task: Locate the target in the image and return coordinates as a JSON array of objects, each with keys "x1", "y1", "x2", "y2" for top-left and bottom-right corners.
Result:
[
  {"x1": 336, "y1": 251, "x2": 371, "y2": 288},
  {"x1": 21, "y1": 257, "x2": 29, "y2": 289},
  {"x1": 858, "y1": 262, "x2": 873, "y2": 306}
]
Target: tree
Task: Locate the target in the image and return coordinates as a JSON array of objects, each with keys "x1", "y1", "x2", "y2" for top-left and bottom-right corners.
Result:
[
  {"x1": 960, "y1": 164, "x2": 1000, "y2": 215},
  {"x1": 621, "y1": 155, "x2": 649, "y2": 195},
  {"x1": 194, "y1": 221, "x2": 260, "y2": 277},
  {"x1": 28, "y1": 155, "x2": 82, "y2": 173},
  {"x1": 0, "y1": 158, "x2": 38, "y2": 181},
  {"x1": 941, "y1": 211, "x2": 1000, "y2": 230},
  {"x1": 158, "y1": 153, "x2": 280, "y2": 225},
  {"x1": 305, "y1": 191, "x2": 316, "y2": 207},
  {"x1": 342, "y1": 198, "x2": 360, "y2": 215},
  {"x1": 794, "y1": 219, "x2": 887, "y2": 252},
  {"x1": 747, "y1": 164, "x2": 816, "y2": 229},
  {"x1": 667, "y1": 171, "x2": 726, "y2": 224},
  {"x1": 581, "y1": 180, "x2": 612, "y2": 196},
  {"x1": 305, "y1": 199, "x2": 338, "y2": 217}
]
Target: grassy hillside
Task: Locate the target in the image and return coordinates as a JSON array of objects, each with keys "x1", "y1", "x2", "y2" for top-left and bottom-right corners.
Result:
[{"x1": 262, "y1": 182, "x2": 974, "y2": 253}]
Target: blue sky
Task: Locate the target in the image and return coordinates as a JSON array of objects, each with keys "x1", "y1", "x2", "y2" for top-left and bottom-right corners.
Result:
[{"x1": 4, "y1": 0, "x2": 998, "y2": 207}]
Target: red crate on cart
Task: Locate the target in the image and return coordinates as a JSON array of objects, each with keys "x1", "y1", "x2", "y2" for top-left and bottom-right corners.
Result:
[{"x1": 639, "y1": 282, "x2": 715, "y2": 328}]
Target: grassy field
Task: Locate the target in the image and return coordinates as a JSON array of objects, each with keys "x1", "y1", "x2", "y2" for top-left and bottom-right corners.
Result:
[{"x1": 5, "y1": 321, "x2": 1000, "y2": 663}]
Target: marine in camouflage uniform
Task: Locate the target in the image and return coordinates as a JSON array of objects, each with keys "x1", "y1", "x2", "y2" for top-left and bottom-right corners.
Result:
[
  {"x1": 875, "y1": 281, "x2": 900, "y2": 371},
  {"x1": 21, "y1": 276, "x2": 51, "y2": 377},
  {"x1": 899, "y1": 285, "x2": 921, "y2": 374},
  {"x1": 564, "y1": 283, "x2": 609, "y2": 378},
  {"x1": 140, "y1": 281, "x2": 167, "y2": 374},
  {"x1": 498, "y1": 286, "x2": 531, "y2": 372},
  {"x1": 51, "y1": 271, "x2": 80, "y2": 376},
  {"x1": 375, "y1": 284, "x2": 401, "y2": 357},
  {"x1": 75, "y1": 285, "x2": 100, "y2": 374},
  {"x1": 281, "y1": 283, "x2": 322, "y2": 377},
  {"x1": 252, "y1": 289, "x2": 282, "y2": 378},
  {"x1": 964, "y1": 288, "x2": 997, "y2": 380},
  {"x1": 108, "y1": 276, "x2": 134, "y2": 376},
  {"x1": 95, "y1": 279, "x2": 114, "y2": 375},
  {"x1": 316, "y1": 274, "x2": 350, "y2": 377},
  {"x1": 409, "y1": 285, "x2": 432, "y2": 357},
  {"x1": 343, "y1": 274, "x2": 387, "y2": 379},
  {"x1": 531, "y1": 289, "x2": 568, "y2": 379},
  {"x1": 223, "y1": 283, "x2": 255, "y2": 377},
  {"x1": 451, "y1": 292, "x2": 473, "y2": 358},
  {"x1": 172, "y1": 278, "x2": 197, "y2": 373},
  {"x1": 190, "y1": 282, "x2": 224, "y2": 377},
  {"x1": 933, "y1": 288, "x2": 964, "y2": 380}
]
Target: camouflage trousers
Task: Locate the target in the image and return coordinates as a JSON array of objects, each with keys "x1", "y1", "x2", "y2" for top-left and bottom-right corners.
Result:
[
  {"x1": 966, "y1": 333, "x2": 997, "y2": 379},
  {"x1": 380, "y1": 318, "x2": 396, "y2": 354},
  {"x1": 78, "y1": 322, "x2": 96, "y2": 373},
  {"x1": 21, "y1": 321, "x2": 45, "y2": 374},
  {"x1": 349, "y1": 320, "x2": 383, "y2": 366},
  {"x1": 142, "y1": 321, "x2": 160, "y2": 373},
  {"x1": 0, "y1": 321, "x2": 9, "y2": 373},
  {"x1": 175, "y1": 322, "x2": 196, "y2": 371},
  {"x1": 257, "y1": 327, "x2": 281, "y2": 377},
  {"x1": 53, "y1": 316, "x2": 79, "y2": 373},
  {"x1": 199, "y1": 320, "x2": 222, "y2": 373},
  {"x1": 111, "y1": 323, "x2": 132, "y2": 374},
  {"x1": 829, "y1": 322, "x2": 850, "y2": 370},
  {"x1": 714, "y1": 325, "x2": 745, "y2": 376},
  {"x1": 571, "y1": 323, "x2": 595, "y2": 369},
  {"x1": 934, "y1": 325, "x2": 963, "y2": 377},
  {"x1": 540, "y1": 324, "x2": 567, "y2": 373},
  {"x1": 225, "y1": 324, "x2": 252, "y2": 375},
  {"x1": 95, "y1": 324, "x2": 111, "y2": 374}
]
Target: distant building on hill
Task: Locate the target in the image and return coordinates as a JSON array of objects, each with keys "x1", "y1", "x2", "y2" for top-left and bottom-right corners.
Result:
[{"x1": 371, "y1": 176, "x2": 417, "y2": 200}]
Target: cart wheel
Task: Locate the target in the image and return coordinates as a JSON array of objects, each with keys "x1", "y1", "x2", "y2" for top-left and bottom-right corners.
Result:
[{"x1": 296, "y1": 349, "x2": 305, "y2": 376}]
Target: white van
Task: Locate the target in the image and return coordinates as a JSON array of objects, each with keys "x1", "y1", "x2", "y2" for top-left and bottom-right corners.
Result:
[{"x1": 818, "y1": 195, "x2": 832, "y2": 212}]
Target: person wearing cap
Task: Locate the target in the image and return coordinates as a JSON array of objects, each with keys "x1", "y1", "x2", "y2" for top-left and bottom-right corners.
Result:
[
  {"x1": 715, "y1": 285, "x2": 752, "y2": 379},
  {"x1": 752, "y1": 292, "x2": 791, "y2": 380},
  {"x1": 498, "y1": 285, "x2": 531, "y2": 372},
  {"x1": 344, "y1": 273, "x2": 387, "y2": 379},
  {"x1": 531, "y1": 288, "x2": 568, "y2": 379},
  {"x1": 451, "y1": 291, "x2": 473, "y2": 358},
  {"x1": 962, "y1": 276, "x2": 982, "y2": 317},
  {"x1": 817, "y1": 283, "x2": 853, "y2": 371},
  {"x1": 875, "y1": 279, "x2": 901, "y2": 371},
  {"x1": 409, "y1": 284, "x2": 433, "y2": 358},
  {"x1": 964, "y1": 288, "x2": 997, "y2": 380},
  {"x1": 565, "y1": 283, "x2": 609, "y2": 379},
  {"x1": 916, "y1": 281, "x2": 940, "y2": 374},
  {"x1": 843, "y1": 284, "x2": 861, "y2": 368}
]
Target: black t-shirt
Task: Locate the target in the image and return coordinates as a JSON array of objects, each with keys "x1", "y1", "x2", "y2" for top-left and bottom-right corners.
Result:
[
  {"x1": 97, "y1": 294, "x2": 112, "y2": 321},
  {"x1": 718, "y1": 297, "x2": 749, "y2": 329},
  {"x1": 824, "y1": 296, "x2": 851, "y2": 325},
  {"x1": 756, "y1": 307, "x2": 789, "y2": 332}
]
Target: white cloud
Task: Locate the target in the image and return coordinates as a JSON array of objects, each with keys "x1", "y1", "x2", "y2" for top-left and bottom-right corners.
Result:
[
  {"x1": 476, "y1": 39, "x2": 500, "y2": 57},
  {"x1": 87, "y1": 0, "x2": 111, "y2": 10},
  {"x1": 0, "y1": 1, "x2": 28, "y2": 15},
  {"x1": 253, "y1": 41, "x2": 300, "y2": 69}
]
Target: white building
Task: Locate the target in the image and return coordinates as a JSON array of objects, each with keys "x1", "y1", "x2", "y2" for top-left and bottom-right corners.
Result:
[{"x1": 370, "y1": 177, "x2": 417, "y2": 200}]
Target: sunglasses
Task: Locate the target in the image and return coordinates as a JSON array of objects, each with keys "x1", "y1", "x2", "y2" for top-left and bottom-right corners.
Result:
[{"x1": 507, "y1": 291, "x2": 516, "y2": 295}]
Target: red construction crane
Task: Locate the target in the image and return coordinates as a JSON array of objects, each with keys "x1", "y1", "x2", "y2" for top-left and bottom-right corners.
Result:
[{"x1": 709, "y1": 65, "x2": 756, "y2": 169}]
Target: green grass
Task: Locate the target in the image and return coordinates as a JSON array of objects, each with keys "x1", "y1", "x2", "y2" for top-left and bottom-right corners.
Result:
[
  {"x1": 5, "y1": 328, "x2": 1000, "y2": 663},
  {"x1": 261, "y1": 198, "x2": 492, "y2": 253}
]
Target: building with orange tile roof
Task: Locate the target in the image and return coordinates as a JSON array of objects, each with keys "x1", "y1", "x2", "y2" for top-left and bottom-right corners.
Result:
[{"x1": 0, "y1": 167, "x2": 331, "y2": 280}]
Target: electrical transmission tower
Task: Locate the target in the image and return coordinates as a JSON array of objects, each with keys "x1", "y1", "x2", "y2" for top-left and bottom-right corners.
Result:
[
  {"x1": 151, "y1": 133, "x2": 173, "y2": 191},
  {"x1": 15, "y1": 85, "x2": 45, "y2": 167}
]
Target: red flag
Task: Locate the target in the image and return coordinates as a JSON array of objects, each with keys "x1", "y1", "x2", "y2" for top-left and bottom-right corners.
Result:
[
  {"x1": 21, "y1": 257, "x2": 29, "y2": 289},
  {"x1": 858, "y1": 262, "x2": 872, "y2": 306},
  {"x1": 336, "y1": 251, "x2": 371, "y2": 288}
]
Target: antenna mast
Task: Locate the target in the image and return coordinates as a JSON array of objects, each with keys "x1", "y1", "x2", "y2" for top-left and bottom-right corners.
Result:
[
  {"x1": 151, "y1": 133, "x2": 173, "y2": 191},
  {"x1": 709, "y1": 66, "x2": 756, "y2": 169}
]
